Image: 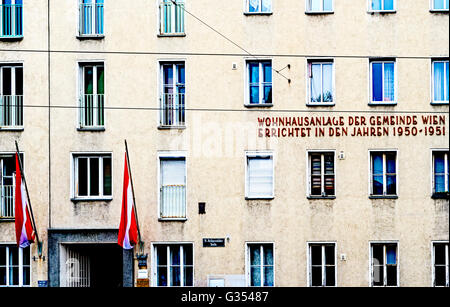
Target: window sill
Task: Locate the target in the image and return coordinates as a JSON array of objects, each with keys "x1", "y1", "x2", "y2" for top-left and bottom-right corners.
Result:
[
  {"x1": 307, "y1": 196, "x2": 336, "y2": 200},
  {"x1": 0, "y1": 218, "x2": 14, "y2": 223},
  {"x1": 76, "y1": 34, "x2": 105, "y2": 40},
  {"x1": 432, "y1": 192, "x2": 450, "y2": 200},
  {"x1": 157, "y1": 33, "x2": 186, "y2": 38},
  {"x1": 430, "y1": 102, "x2": 449, "y2": 106},
  {"x1": 158, "y1": 125, "x2": 186, "y2": 130},
  {"x1": 77, "y1": 127, "x2": 106, "y2": 132},
  {"x1": 429, "y1": 9, "x2": 449, "y2": 13},
  {"x1": 369, "y1": 195, "x2": 398, "y2": 199},
  {"x1": 305, "y1": 11, "x2": 334, "y2": 15},
  {"x1": 158, "y1": 218, "x2": 187, "y2": 222},
  {"x1": 0, "y1": 36, "x2": 23, "y2": 42},
  {"x1": 0, "y1": 127, "x2": 24, "y2": 132},
  {"x1": 368, "y1": 10, "x2": 397, "y2": 14},
  {"x1": 368, "y1": 102, "x2": 397, "y2": 106},
  {"x1": 71, "y1": 198, "x2": 113, "y2": 203},
  {"x1": 244, "y1": 103, "x2": 273, "y2": 108},
  {"x1": 244, "y1": 12, "x2": 273, "y2": 16},
  {"x1": 307, "y1": 103, "x2": 335, "y2": 107},
  {"x1": 245, "y1": 197, "x2": 274, "y2": 200}
]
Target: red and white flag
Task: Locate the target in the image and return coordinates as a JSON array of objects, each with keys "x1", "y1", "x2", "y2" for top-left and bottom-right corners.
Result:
[
  {"x1": 118, "y1": 153, "x2": 138, "y2": 250},
  {"x1": 14, "y1": 153, "x2": 35, "y2": 248}
]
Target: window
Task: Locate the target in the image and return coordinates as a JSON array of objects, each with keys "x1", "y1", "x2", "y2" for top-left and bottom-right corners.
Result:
[
  {"x1": 0, "y1": 245, "x2": 30, "y2": 287},
  {"x1": 308, "y1": 152, "x2": 335, "y2": 197},
  {"x1": 0, "y1": 0, "x2": 22, "y2": 38},
  {"x1": 308, "y1": 60, "x2": 334, "y2": 105},
  {"x1": 246, "y1": 0, "x2": 272, "y2": 13},
  {"x1": 78, "y1": 63, "x2": 104, "y2": 129},
  {"x1": 370, "y1": 243, "x2": 398, "y2": 287},
  {"x1": 160, "y1": 62, "x2": 185, "y2": 127},
  {"x1": 370, "y1": 151, "x2": 397, "y2": 196},
  {"x1": 72, "y1": 154, "x2": 112, "y2": 200},
  {"x1": 308, "y1": 243, "x2": 336, "y2": 287},
  {"x1": 0, "y1": 154, "x2": 21, "y2": 219},
  {"x1": 431, "y1": 0, "x2": 449, "y2": 11},
  {"x1": 79, "y1": 0, "x2": 104, "y2": 36},
  {"x1": 369, "y1": 0, "x2": 395, "y2": 12},
  {"x1": 432, "y1": 60, "x2": 449, "y2": 104},
  {"x1": 432, "y1": 242, "x2": 449, "y2": 287},
  {"x1": 432, "y1": 151, "x2": 449, "y2": 196},
  {"x1": 159, "y1": 155, "x2": 186, "y2": 219},
  {"x1": 159, "y1": 0, "x2": 185, "y2": 35},
  {"x1": 246, "y1": 243, "x2": 274, "y2": 287},
  {"x1": 153, "y1": 244, "x2": 193, "y2": 287},
  {"x1": 246, "y1": 61, "x2": 272, "y2": 106},
  {"x1": 246, "y1": 152, "x2": 274, "y2": 199},
  {"x1": 0, "y1": 64, "x2": 23, "y2": 128},
  {"x1": 370, "y1": 60, "x2": 396, "y2": 104},
  {"x1": 306, "y1": 0, "x2": 333, "y2": 13}
]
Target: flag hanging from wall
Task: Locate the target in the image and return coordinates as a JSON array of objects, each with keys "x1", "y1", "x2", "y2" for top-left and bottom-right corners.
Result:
[
  {"x1": 14, "y1": 153, "x2": 35, "y2": 248},
  {"x1": 118, "y1": 153, "x2": 138, "y2": 250}
]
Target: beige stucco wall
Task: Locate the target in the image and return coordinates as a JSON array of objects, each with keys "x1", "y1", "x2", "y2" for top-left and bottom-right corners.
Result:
[{"x1": 0, "y1": 0, "x2": 448, "y2": 287}]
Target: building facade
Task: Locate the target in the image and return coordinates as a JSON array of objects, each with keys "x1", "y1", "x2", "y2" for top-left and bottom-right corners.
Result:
[{"x1": 0, "y1": 0, "x2": 449, "y2": 287}]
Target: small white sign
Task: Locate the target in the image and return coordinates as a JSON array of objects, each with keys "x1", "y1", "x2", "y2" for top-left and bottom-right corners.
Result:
[{"x1": 138, "y1": 269, "x2": 148, "y2": 279}]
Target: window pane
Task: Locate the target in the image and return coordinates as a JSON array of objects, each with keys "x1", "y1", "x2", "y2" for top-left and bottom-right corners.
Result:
[
  {"x1": 263, "y1": 85, "x2": 272, "y2": 104},
  {"x1": 322, "y1": 64, "x2": 333, "y2": 102},
  {"x1": 325, "y1": 266, "x2": 335, "y2": 286},
  {"x1": 386, "y1": 245, "x2": 397, "y2": 265},
  {"x1": 177, "y1": 64, "x2": 185, "y2": 85},
  {"x1": 89, "y1": 158, "x2": 99, "y2": 196},
  {"x1": 97, "y1": 66, "x2": 104, "y2": 95},
  {"x1": 170, "y1": 246, "x2": 180, "y2": 266},
  {"x1": 311, "y1": 266, "x2": 322, "y2": 286},
  {"x1": 263, "y1": 267, "x2": 274, "y2": 286},
  {"x1": 103, "y1": 157, "x2": 111, "y2": 196},
  {"x1": 434, "y1": 244, "x2": 446, "y2": 265},
  {"x1": 371, "y1": 0, "x2": 382, "y2": 10},
  {"x1": 373, "y1": 176, "x2": 384, "y2": 195},
  {"x1": 310, "y1": 0, "x2": 321, "y2": 11},
  {"x1": 383, "y1": 63, "x2": 395, "y2": 101},
  {"x1": 22, "y1": 247, "x2": 30, "y2": 266},
  {"x1": 383, "y1": 0, "x2": 394, "y2": 10},
  {"x1": 10, "y1": 267, "x2": 18, "y2": 286},
  {"x1": 157, "y1": 266, "x2": 167, "y2": 286},
  {"x1": 184, "y1": 266, "x2": 193, "y2": 286},
  {"x1": 386, "y1": 175, "x2": 396, "y2": 195},
  {"x1": 434, "y1": 153, "x2": 445, "y2": 173},
  {"x1": 170, "y1": 266, "x2": 181, "y2": 286},
  {"x1": 2, "y1": 68, "x2": 11, "y2": 95},
  {"x1": 0, "y1": 267, "x2": 6, "y2": 286},
  {"x1": 263, "y1": 245, "x2": 273, "y2": 265},
  {"x1": 325, "y1": 245, "x2": 335, "y2": 265},
  {"x1": 324, "y1": 0, "x2": 333, "y2": 11},
  {"x1": 157, "y1": 246, "x2": 167, "y2": 266},
  {"x1": 15, "y1": 67, "x2": 23, "y2": 95},
  {"x1": 251, "y1": 267, "x2": 261, "y2": 286},
  {"x1": 263, "y1": 63, "x2": 272, "y2": 83},
  {"x1": 435, "y1": 175, "x2": 446, "y2": 193},
  {"x1": 84, "y1": 67, "x2": 94, "y2": 95},
  {"x1": 9, "y1": 246, "x2": 18, "y2": 266},
  {"x1": 386, "y1": 265, "x2": 397, "y2": 286},
  {"x1": 250, "y1": 245, "x2": 261, "y2": 266},
  {"x1": 248, "y1": 157, "x2": 273, "y2": 197},
  {"x1": 78, "y1": 158, "x2": 88, "y2": 196},
  {"x1": 161, "y1": 159, "x2": 185, "y2": 186},
  {"x1": 434, "y1": 62, "x2": 445, "y2": 101},
  {"x1": 183, "y1": 244, "x2": 193, "y2": 266},
  {"x1": 311, "y1": 245, "x2": 322, "y2": 266},
  {"x1": 372, "y1": 245, "x2": 384, "y2": 265},
  {"x1": 249, "y1": 63, "x2": 259, "y2": 83},
  {"x1": 372, "y1": 63, "x2": 383, "y2": 102},
  {"x1": 446, "y1": 62, "x2": 449, "y2": 101},
  {"x1": 311, "y1": 64, "x2": 322, "y2": 102},
  {"x1": 0, "y1": 246, "x2": 5, "y2": 265},
  {"x1": 250, "y1": 86, "x2": 260, "y2": 104},
  {"x1": 23, "y1": 266, "x2": 30, "y2": 286},
  {"x1": 386, "y1": 154, "x2": 396, "y2": 173},
  {"x1": 434, "y1": 0, "x2": 445, "y2": 9},
  {"x1": 249, "y1": 0, "x2": 259, "y2": 12},
  {"x1": 435, "y1": 266, "x2": 447, "y2": 286},
  {"x1": 261, "y1": 0, "x2": 271, "y2": 12},
  {"x1": 372, "y1": 154, "x2": 383, "y2": 174},
  {"x1": 372, "y1": 265, "x2": 384, "y2": 286},
  {"x1": 163, "y1": 65, "x2": 173, "y2": 86}
]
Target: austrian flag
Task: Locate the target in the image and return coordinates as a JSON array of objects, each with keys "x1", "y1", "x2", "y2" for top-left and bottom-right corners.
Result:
[
  {"x1": 118, "y1": 154, "x2": 138, "y2": 250},
  {"x1": 14, "y1": 153, "x2": 35, "y2": 248}
]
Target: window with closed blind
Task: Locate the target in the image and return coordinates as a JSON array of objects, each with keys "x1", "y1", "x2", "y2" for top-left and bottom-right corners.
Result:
[
  {"x1": 245, "y1": 152, "x2": 274, "y2": 199},
  {"x1": 308, "y1": 152, "x2": 335, "y2": 198}
]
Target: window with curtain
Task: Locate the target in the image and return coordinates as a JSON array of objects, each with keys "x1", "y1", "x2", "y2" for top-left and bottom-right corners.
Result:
[
  {"x1": 371, "y1": 243, "x2": 398, "y2": 287},
  {"x1": 308, "y1": 61, "x2": 334, "y2": 104},
  {"x1": 0, "y1": 0, "x2": 23, "y2": 38},
  {"x1": 73, "y1": 154, "x2": 112, "y2": 199},
  {"x1": 79, "y1": 0, "x2": 104, "y2": 36},
  {"x1": 160, "y1": 0, "x2": 185, "y2": 35},
  {"x1": 309, "y1": 152, "x2": 335, "y2": 197},
  {"x1": 432, "y1": 151, "x2": 449, "y2": 196},
  {"x1": 371, "y1": 151, "x2": 397, "y2": 196},
  {"x1": 247, "y1": 0, "x2": 272, "y2": 13},
  {"x1": 307, "y1": 0, "x2": 333, "y2": 12},
  {"x1": 370, "y1": 0, "x2": 395, "y2": 11},
  {"x1": 246, "y1": 153, "x2": 274, "y2": 199},
  {"x1": 0, "y1": 245, "x2": 30, "y2": 287},
  {"x1": 247, "y1": 244, "x2": 274, "y2": 287},
  {"x1": 433, "y1": 242, "x2": 449, "y2": 287},
  {"x1": 160, "y1": 157, "x2": 186, "y2": 219},
  {"x1": 432, "y1": 0, "x2": 449, "y2": 10},
  {"x1": 247, "y1": 61, "x2": 272, "y2": 106},
  {"x1": 432, "y1": 60, "x2": 449, "y2": 104},
  {"x1": 371, "y1": 61, "x2": 396, "y2": 104},
  {"x1": 154, "y1": 244, "x2": 193, "y2": 287},
  {"x1": 309, "y1": 243, "x2": 336, "y2": 287}
]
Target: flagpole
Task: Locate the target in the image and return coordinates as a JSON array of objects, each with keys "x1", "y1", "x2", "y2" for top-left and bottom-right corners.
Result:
[
  {"x1": 124, "y1": 140, "x2": 143, "y2": 254},
  {"x1": 14, "y1": 141, "x2": 42, "y2": 257}
]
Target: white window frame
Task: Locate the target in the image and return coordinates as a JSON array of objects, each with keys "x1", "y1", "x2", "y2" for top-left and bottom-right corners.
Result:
[
  {"x1": 431, "y1": 149, "x2": 449, "y2": 195},
  {"x1": 369, "y1": 60, "x2": 397, "y2": 105},
  {"x1": 157, "y1": 151, "x2": 187, "y2": 221},
  {"x1": 367, "y1": 0, "x2": 396, "y2": 13},
  {"x1": 369, "y1": 150, "x2": 398, "y2": 197},
  {"x1": 245, "y1": 59, "x2": 273, "y2": 107},
  {"x1": 431, "y1": 59, "x2": 449, "y2": 105},
  {"x1": 245, "y1": 242, "x2": 275, "y2": 287},
  {"x1": 307, "y1": 59, "x2": 335, "y2": 106},
  {"x1": 307, "y1": 242, "x2": 337, "y2": 287},
  {"x1": 0, "y1": 63, "x2": 24, "y2": 128},
  {"x1": 244, "y1": 0, "x2": 273, "y2": 14},
  {"x1": 158, "y1": 0, "x2": 185, "y2": 35},
  {"x1": 70, "y1": 152, "x2": 113, "y2": 201},
  {"x1": 369, "y1": 241, "x2": 399, "y2": 287},
  {"x1": 307, "y1": 150, "x2": 336, "y2": 197},
  {"x1": 431, "y1": 241, "x2": 449, "y2": 287},
  {"x1": 78, "y1": 0, "x2": 105, "y2": 37},
  {"x1": 305, "y1": 0, "x2": 334, "y2": 13},
  {"x1": 245, "y1": 151, "x2": 274, "y2": 199},
  {"x1": 430, "y1": 0, "x2": 449, "y2": 11},
  {"x1": 151, "y1": 242, "x2": 194, "y2": 287},
  {"x1": 0, "y1": 244, "x2": 31, "y2": 287}
]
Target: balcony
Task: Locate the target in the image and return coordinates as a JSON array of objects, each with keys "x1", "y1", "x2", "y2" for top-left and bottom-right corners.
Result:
[
  {"x1": 0, "y1": 184, "x2": 14, "y2": 219},
  {"x1": 79, "y1": 94, "x2": 104, "y2": 129},
  {"x1": 0, "y1": 95, "x2": 23, "y2": 129},
  {"x1": 160, "y1": 185, "x2": 186, "y2": 219},
  {"x1": 0, "y1": 3, "x2": 23, "y2": 39},
  {"x1": 78, "y1": 2, "x2": 104, "y2": 37},
  {"x1": 159, "y1": 93, "x2": 185, "y2": 128}
]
